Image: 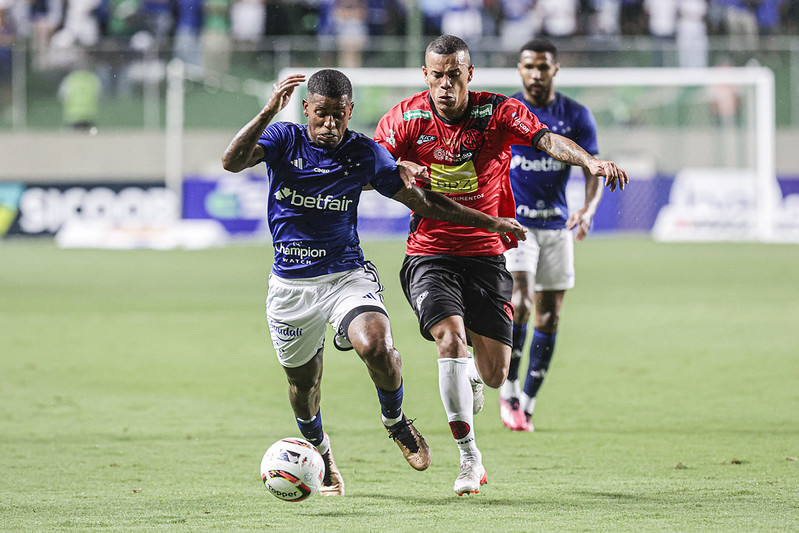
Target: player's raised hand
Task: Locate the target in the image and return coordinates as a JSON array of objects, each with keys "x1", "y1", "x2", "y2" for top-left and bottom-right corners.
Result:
[
  {"x1": 223, "y1": 74, "x2": 306, "y2": 173},
  {"x1": 397, "y1": 160, "x2": 431, "y2": 189},
  {"x1": 566, "y1": 208, "x2": 592, "y2": 242},
  {"x1": 487, "y1": 217, "x2": 528, "y2": 242},
  {"x1": 266, "y1": 74, "x2": 306, "y2": 114},
  {"x1": 589, "y1": 159, "x2": 628, "y2": 192}
]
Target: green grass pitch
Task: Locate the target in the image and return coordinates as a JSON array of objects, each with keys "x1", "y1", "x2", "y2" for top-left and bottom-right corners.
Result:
[{"x1": 1, "y1": 238, "x2": 797, "y2": 531}]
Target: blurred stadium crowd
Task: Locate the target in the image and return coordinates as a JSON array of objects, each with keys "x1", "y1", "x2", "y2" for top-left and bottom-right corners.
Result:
[
  {"x1": 1, "y1": 0, "x2": 798, "y2": 73},
  {"x1": 2, "y1": 0, "x2": 799, "y2": 132}
]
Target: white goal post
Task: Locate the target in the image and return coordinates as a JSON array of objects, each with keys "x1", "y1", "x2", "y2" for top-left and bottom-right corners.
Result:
[{"x1": 274, "y1": 66, "x2": 777, "y2": 242}]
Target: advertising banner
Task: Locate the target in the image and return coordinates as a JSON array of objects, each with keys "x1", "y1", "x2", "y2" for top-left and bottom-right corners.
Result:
[
  {"x1": 182, "y1": 175, "x2": 269, "y2": 236},
  {"x1": 4, "y1": 174, "x2": 797, "y2": 243},
  {"x1": 0, "y1": 181, "x2": 177, "y2": 238},
  {"x1": 181, "y1": 175, "x2": 413, "y2": 237},
  {"x1": 652, "y1": 170, "x2": 799, "y2": 242}
]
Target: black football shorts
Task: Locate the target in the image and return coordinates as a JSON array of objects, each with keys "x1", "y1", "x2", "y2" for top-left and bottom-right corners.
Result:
[{"x1": 399, "y1": 254, "x2": 514, "y2": 346}]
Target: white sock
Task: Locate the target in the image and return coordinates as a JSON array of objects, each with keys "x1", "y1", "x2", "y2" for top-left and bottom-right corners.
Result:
[
  {"x1": 438, "y1": 358, "x2": 481, "y2": 462},
  {"x1": 464, "y1": 355, "x2": 483, "y2": 384},
  {"x1": 500, "y1": 378, "x2": 520, "y2": 401},
  {"x1": 316, "y1": 433, "x2": 330, "y2": 455},
  {"x1": 520, "y1": 393, "x2": 537, "y2": 416},
  {"x1": 382, "y1": 413, "x2": 403, "y2": 427}
]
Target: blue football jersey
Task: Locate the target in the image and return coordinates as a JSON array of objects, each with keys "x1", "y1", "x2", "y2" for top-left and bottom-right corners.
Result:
[
  {"x1": 258, "y1": 122, "x2": 404, "y2": 278},
  {"x1": 509, "y1": 92, "x2": 599, "y2": 230}
]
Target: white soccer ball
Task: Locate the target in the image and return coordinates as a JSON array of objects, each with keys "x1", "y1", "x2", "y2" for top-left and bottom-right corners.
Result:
[{"x1": 260, "y1": 437, "x2": 325, "y2": 502}]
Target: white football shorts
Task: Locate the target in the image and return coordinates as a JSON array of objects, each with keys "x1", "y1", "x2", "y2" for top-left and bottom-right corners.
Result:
[
  {"x1": 265, "y1": 263, "x2": 388, "y2": 368},
  {"x1": 503, "y1": 228, "x2": 575, "y2": 291}
]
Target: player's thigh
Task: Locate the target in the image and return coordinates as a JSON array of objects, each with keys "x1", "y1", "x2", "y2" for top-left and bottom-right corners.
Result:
[
  {"x1": 266, "y1": 274, "x2": 328, "y2": 369},
  {"x1": 400, "y1": 255, "x2": 467, "y2": 342},
  {"x1": 467, "y1": 329, "x2": 511, "y2": 388},
  {"x1": 505, "y1": 233, "x2": 540, "y2": 306},
  {"x1": 511, "y1": 270, "x2": 536, "y2": 311},
  {"x1": 533, "y1": 229, "x2": 575, "y2": 292},
  {"x1": 462, "y1": 255, "x2": 514, "y2": 347},
  {"x1": 328, "y1": 262, "x2": 392, "y2": 343}
]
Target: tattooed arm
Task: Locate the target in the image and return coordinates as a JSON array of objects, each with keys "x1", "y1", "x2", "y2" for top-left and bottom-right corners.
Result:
[
  {"x1": 536, "y1": 131, "x2": 629, "y2": 192},
  {"x1": 222, "y1": 74, "x2": 306, "y2": 173},
  {"x1": 392, "y1": 185, "x2": 527, "y2": 242}
]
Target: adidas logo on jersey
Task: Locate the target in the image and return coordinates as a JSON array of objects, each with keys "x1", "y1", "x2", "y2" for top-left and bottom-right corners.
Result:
[
  {"x1": 291, "y1": 158, "x2": 304, "y2": 169},
  {"x1": 274, "y1": 186, "x2": 354, "y2": 212}
]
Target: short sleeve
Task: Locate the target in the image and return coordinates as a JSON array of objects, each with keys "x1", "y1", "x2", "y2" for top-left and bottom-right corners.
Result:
[
  {"x1": 257, "y1": 122, "x2": 292, "y2": 166},
  {"x1": 374, "y1": 106, "x2": 407, "y2": 159},
  {"x1": 497, "y1": 99, "x2": 549, "y2": 149},
  {"x1": 369, "y1": 142, "x2": 405, "y2": 199}
]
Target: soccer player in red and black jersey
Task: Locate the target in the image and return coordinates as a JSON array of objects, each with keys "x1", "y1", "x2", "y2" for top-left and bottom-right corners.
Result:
[{"x1": 374, "y1": 34, "x2": 628, "y2": 496}]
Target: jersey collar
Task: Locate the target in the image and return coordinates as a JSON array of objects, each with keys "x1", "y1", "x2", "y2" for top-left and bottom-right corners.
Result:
[{"x1": 426, "y1": 92, "x2": 472, "y2": 125}]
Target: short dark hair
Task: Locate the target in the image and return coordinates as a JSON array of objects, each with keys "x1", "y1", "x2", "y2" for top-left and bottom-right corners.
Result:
[
  {"x1": 520, "y1": 38, "x2": 558, "y2": 61},
  {"x1": 307, "y1": 69, "x2": 353, "y2": 100},
  {"x1": 426, "y1": 34, "x2": 470, "y2": 57}
]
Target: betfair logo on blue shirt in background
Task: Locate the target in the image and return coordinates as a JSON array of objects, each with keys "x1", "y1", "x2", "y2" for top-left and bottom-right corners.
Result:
[{"x1": 511, "y1": 155, "x2": 567, "y2": 172}]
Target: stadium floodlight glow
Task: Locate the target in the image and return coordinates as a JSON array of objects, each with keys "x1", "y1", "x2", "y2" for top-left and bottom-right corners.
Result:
[{"x1": 276, "y1": 66, "x2": 777, "y2": 243}]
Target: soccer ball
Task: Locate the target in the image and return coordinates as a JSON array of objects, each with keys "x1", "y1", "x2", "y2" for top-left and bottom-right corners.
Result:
[{"x1": 260, "y1": 437, "x2": 325, "y2": 502}]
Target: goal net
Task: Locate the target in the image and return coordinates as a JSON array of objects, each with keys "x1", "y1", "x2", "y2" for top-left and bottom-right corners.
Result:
[{"x1": 275, "y1": 66, "x2": 791, "y2": 243}]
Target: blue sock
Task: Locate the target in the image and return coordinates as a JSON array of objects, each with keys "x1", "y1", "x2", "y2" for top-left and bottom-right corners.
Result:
[
  {"x1": 376, "y1": 381, "x2": 403, "y2": 422},
  {"x1": 508, "y1": 323, "x2": 528, "y2": 381},
  {"x1": 296, "y1": 410, "x2": 324, "y2": 447},
  {"x1": 523, "y1": 329, "x2": 557, "y2": 398}
]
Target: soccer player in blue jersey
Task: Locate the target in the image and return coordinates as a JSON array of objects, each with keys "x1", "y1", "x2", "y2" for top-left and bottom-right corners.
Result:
[
  {"x1": 498, "y1": 38, "x2": 607, "y2": 432},
  {"x1": 222, "y1": 69, "x2": 527, "y2": 495}
]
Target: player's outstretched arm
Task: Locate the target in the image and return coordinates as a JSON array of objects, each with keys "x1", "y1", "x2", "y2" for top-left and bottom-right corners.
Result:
[
  {"x1": 396, "y1": 160, "x2": 431, "y2": 189},
  {"x1": 392, "y1": 186, "x2": 527, "y2": 242},
  {"x1": 222, "y1": 74, "x2": 306, "y2": 173},
  {"x1": 536, "y1": 131, "x2": 629, "y2": 192}
]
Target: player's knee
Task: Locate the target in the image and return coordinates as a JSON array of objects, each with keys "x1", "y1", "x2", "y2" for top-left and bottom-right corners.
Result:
[
  {"x1": 484, "y1": 373, "x2": 504, "y2": 389},
  {"x1": 535, "y1": 312, "x2": 559, "y2": 332},
  {"x1": 514, "y1": 305, "x2": 533, "y2": 325},
  {"x1": 356, "y1": 335, "x2": 397, "y2": 367},
  {"x1": 483, "y1": 361, "x2": 508, "y2": 388},
  {"x1": 471, "y1": 351, "x2": 508, "y2": 388},
  {"x1": 512, "y1": 296, "x2": 533, "y2": 323},
  {"x1": 432, "y1": 330, "x2": 468, "y2": 359}
]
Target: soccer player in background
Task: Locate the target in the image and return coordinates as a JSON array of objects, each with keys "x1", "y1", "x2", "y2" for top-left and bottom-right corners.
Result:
[
  {"x1": 221, "y1": 69, "x2": 526, "y2": 496},
  {"x1": 374, "y1": 35, "x2": 627, "y2": 496},
  {"x1": 498, "y1": 38, "x2": 606, "y2": 433}
]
